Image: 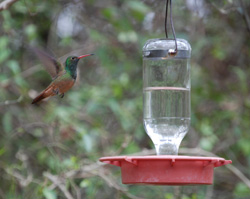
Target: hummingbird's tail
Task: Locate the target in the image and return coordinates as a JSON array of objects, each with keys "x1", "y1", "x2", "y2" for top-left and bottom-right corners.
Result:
[{"x1": 31, "y1": 92, "x2": 47, "y2": 104}]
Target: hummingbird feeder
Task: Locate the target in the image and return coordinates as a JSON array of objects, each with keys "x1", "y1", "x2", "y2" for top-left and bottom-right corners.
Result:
[{"x1": 100, "y1": 0, "x2": 231, "y2": 185}]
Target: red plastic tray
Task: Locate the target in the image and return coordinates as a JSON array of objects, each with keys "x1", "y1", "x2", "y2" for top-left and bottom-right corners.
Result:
[{"x1": 100, "y1": 155, "x2": 232, "y2": 185}]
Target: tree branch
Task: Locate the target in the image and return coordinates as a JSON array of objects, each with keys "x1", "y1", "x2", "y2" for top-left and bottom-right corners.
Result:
[
  {"x1": 226, "y1": 164, "x2": 250, "y2": 189},
  {"x1": 0, "y1": 0, "x2": 19, "y2": 11},
  {"x1": 239, "y1": 0, "x2": 250, "y2": 33},
  {"x1": 44, "y1": 172, "x2": 74, "y2": 199},
  {"x1": 5, "y1": 168, "x2": 33, "y2": 187},
  {"x1": 0, "y1": 95, "x2": 23, "y2": 106}
]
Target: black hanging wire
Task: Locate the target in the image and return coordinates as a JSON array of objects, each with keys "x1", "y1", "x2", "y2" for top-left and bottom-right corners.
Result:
[{"x1": 165, "y1": 0, "x2": 178, "y2": 54}]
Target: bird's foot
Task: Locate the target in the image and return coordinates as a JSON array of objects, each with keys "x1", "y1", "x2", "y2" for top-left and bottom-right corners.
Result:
[
  {"x1": 60, "y1": 93, "x2": 64, "y2": 98},
  {"x1": 53, "y1": 88, "x2": 59, "y2": 95}
]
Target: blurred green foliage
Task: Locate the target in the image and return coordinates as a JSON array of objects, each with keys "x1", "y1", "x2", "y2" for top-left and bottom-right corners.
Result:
[{"x1": 0, "y1": 0, "x2": 250, "y2": 198}]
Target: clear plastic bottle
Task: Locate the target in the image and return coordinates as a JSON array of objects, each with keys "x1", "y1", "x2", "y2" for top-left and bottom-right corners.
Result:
[{"x1": 143, "y1": 38, "x2": 191, "y2": 155}]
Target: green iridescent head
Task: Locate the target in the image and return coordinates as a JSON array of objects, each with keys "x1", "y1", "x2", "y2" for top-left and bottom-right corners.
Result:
[{"x1": 65, "y1": 54, "x2": 94, "y2": 79}]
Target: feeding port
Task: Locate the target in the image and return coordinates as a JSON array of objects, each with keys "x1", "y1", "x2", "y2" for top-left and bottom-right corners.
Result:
[{"x1": 100, "y1": 156, "x2": 232, "y2": 185}]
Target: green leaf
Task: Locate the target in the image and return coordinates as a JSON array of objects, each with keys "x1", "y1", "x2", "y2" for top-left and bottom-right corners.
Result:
[
  {"x1": 33, "y1": 128, "x2": 44, "y2": 138},
  {"x1": 237, "y1": 139, "x2": 250, "y2": 155},
  {"x1": 211, "y1": 45, "x2": 226, "y2": 60},
  {"x1": 14, "y1": 76, "x2": 29, "y2": 88},
  {"x1": 119, "y1": 73, "x2": 129, "y2": 86},
  {"x1": 0, "y1": 36, "x2": 9, "y2": 48},
  {"x1": 233, "y1": 68, "x2": 247, "y2": 94},
  {"x1": 164, "y1": 193, "x2": 174, "y2": 199},
  {"x1": 200, "y1": 120, "x2": 213, "y2": 136},
  {"x1": 101, "y1": 7, "x2": 117, "y2": 21},
  {"x1": 0, "y1": 49, "x2": 10, "y2": 64},
  {"x1": 118, "y1": 31, "x2": 138, "y2": 43},
  {"x1": 3, "y1": 112, "x2": 12, "y2": 134},
  {"x1": 8, "y1": 60, "x2": 20, "y2": 74},
  {"x1": 25, "y1": 24, "x2": 37, "y2": 41},
  {"x1": 0, "y1": 148, "x2": 6, "y2": 156},
  {"x1": 234, "y1": 182, "x2": 250, "y2": 196},
  {"x1": 43, "y1": 188, "x2": 57, "y2": 199},
  {"x1": 126, "y1": 1, "x2": 150, "y2": 21},
  {"x1": 80, "y1": 179, "x2": 90, "y2": 188},
  {"x1": 82, "y1": 134, "x2": 93, "y2": 152},
  {"x1": 37, "y1": 150, "x2": 49, "y2": 164},
  {"x1": 199, "y1": 138, "x2": 213, "y2": 151},
  {"x1": 127, "y1": 1, "x2": 149, "y2": 14}
]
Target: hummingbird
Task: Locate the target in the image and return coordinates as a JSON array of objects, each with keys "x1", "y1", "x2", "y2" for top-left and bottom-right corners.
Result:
[{"x1": 32, "y1": 49, "x2": 94, "y2": 104}]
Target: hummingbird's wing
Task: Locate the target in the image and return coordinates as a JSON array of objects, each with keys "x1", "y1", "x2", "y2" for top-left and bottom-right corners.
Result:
[{"x1": 34, "y1": 48, "x2": 64, "y2": 79}]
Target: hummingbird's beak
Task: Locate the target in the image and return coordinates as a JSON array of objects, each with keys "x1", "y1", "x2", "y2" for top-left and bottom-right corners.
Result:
[{"x1": 78, "y1": 54, "x2": 94, "y2": 59}]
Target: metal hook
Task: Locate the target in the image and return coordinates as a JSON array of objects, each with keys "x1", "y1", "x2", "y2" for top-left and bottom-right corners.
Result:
[{"x1": 165, "y1": 0, "x2": 178, "y2": 56}]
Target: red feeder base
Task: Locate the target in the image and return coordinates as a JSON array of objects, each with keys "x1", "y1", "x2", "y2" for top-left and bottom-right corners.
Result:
[{"x1": 100, "y1": 155, "x2": 232, "y2": 185}]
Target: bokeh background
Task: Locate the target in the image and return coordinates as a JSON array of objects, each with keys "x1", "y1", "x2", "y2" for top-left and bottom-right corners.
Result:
[{"x1": 0, "y1": 0, "x2": 250, "y2": 198}]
